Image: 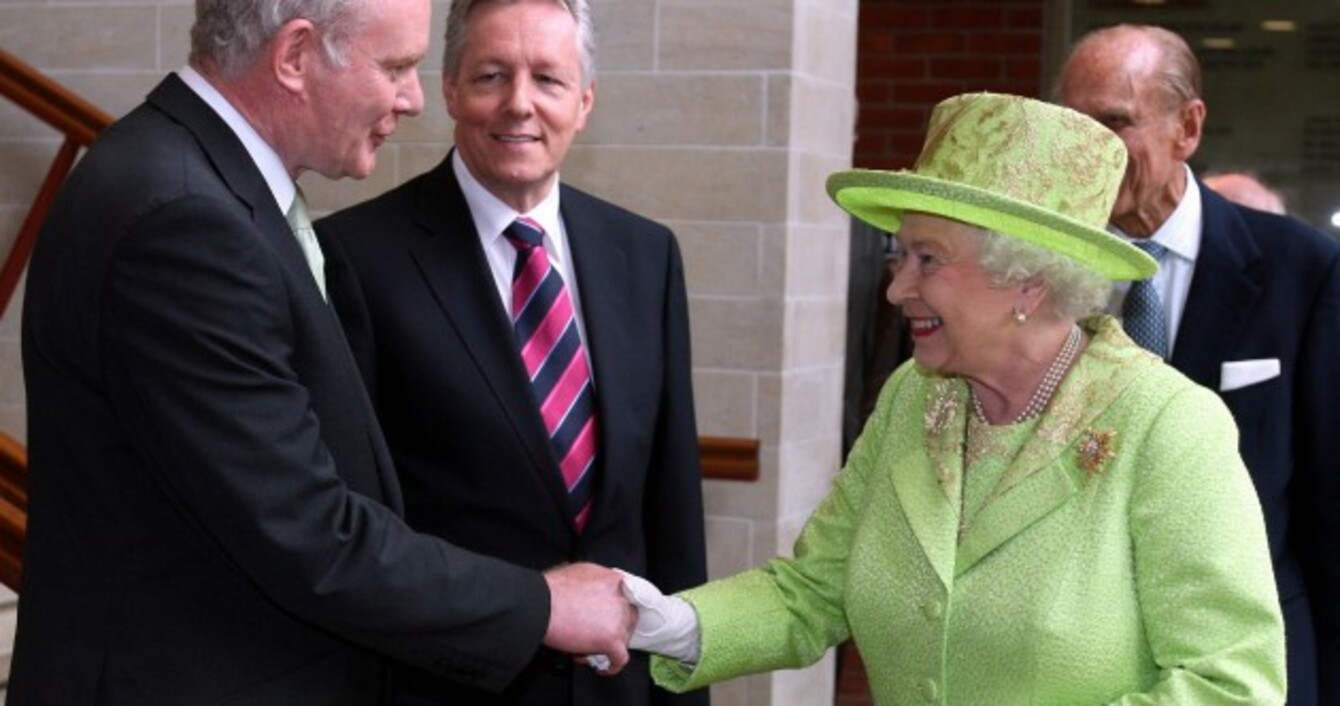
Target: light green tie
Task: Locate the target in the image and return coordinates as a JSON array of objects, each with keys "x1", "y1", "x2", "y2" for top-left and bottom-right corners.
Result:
[{"x1": 285, "y1": 188, "x2": 327, "y2": 301}]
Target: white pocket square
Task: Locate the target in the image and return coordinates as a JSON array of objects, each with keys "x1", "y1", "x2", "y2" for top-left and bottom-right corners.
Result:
[{"x1": 1219, "y1": 358, "x2": 1280, "y2": 392}]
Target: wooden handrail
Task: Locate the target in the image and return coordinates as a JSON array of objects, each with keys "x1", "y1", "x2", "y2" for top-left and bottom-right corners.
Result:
[
  {"x1": 698, "y1": 435, "x2": 760, "y2": 482},
  {"x1": 0, "y1": 430, "x2": 27, "y2": 591},
  {"x1": 0, "y1": 49, "x2": 758, "y2": 594},
  {"x1": 0, "y1": 48, "x2": 112, "y2": 147},
  {"x1": 0, "y1": 47, "x2": 113, "y2": 318}
]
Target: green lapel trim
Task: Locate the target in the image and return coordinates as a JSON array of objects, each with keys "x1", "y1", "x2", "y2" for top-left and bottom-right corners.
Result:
[{"x1": 892, "y1": 376, "x2": 966, "y2": 589}]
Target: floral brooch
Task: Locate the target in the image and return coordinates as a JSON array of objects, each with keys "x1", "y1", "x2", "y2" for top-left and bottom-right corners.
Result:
[{"x1": 1076, "y1": 428, "x2": 1117, "y2": 477}]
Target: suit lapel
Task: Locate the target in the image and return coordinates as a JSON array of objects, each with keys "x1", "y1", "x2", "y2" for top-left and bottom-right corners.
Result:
[
  {"x1": 148, "y1": 75, "x2": 267, "y2": 216},
  {"x1": 148, "y1": 75, "x2": 333, "y2": 307},
  {"x1": 954, "y1": 447, "x2": 1082, "y2": 577},
  {"x1": 896, "y1": 378, "x2": 966, "y2": 588},
  {"x1": 1170, "y1": 185, "x2": 1263, "y2": 389},
  {"x1": 406, "y1": 163, "x2": 574, "y2": 522},
  {"x1": 557, "y1": 189, "x2": 633, "y2": 520},
  {"x1": 149, "y1": 77, "x2": 303, "y2": 278}
]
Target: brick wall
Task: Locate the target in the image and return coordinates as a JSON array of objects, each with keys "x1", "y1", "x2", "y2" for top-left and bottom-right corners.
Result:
[
  {"x1": 838, "y1": 4, "x2": 1047, "y2": 702},
  {"x1": 854, "y1": 0, "x2": 1047, "y2": 170}
]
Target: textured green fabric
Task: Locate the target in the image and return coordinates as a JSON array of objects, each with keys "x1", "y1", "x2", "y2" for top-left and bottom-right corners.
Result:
[
  {"x1": 653, "y1": 316, "x2": 1285, "y2": 704},
  {"x1": 826, "y1": 93, "x2": 1157, "y2": 281}
]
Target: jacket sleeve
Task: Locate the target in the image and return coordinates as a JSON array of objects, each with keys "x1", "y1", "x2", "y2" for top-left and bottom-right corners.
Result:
[
  {"x1": 101, "y1": 196, "x2": 549, "y2": 691},
  {"x1": 1116, "y1": 384, "x2": 1286, "y2": 704},
  {"x1": 651, "y1": 366, "x2": 916, "y2": 693}
]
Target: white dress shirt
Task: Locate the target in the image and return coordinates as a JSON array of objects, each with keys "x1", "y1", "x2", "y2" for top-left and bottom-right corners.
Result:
[
  {"x1": 451, "y1": 150, "x2": 592, "y2": 352},
  {"x1": 1111, "y1": 164, "x2": 1203, "y2": 357}
]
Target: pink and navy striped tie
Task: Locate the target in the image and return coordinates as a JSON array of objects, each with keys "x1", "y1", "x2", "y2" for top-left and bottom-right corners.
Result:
[{"x1": 504, "y1": 217, "x2": 598, "y2": 532}]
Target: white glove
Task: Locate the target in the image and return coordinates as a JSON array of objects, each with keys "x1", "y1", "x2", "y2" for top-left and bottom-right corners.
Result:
[{"x1": 617, "y1": 569, "x2": 701, "y2": 663}]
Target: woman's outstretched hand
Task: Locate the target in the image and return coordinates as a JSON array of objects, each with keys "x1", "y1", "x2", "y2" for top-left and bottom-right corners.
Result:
[{"x1": 618, "y1": 569, "x2": 701, "y2": 664}]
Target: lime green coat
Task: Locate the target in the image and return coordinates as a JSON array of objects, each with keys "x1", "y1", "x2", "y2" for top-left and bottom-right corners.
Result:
[{"x1": 655, "y1": 316, "x2": 1285, "y2": 704}]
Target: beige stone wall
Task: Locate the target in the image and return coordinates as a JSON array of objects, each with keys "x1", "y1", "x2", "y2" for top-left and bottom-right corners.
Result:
[{"x1": 0, "y1": 1, "x2": 857, "y2": 703}]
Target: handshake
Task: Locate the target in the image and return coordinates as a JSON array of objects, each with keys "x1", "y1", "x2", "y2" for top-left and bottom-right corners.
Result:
[{"x1": 542, "y1": 563, "x2": 699, "y2": 675}]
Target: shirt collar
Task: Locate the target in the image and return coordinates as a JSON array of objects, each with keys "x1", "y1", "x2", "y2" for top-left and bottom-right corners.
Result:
[
  {"x1": 452, "y1": 149, "x2": 564, "y2": 253},
  {"x1": 1109, "y1": 163, "x2": 1202, "y2": 262},
  {"x1": 178, "y1": 65, "x2": 296, "y2": 214}
]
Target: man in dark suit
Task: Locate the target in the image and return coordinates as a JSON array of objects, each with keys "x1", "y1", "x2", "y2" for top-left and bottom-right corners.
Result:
[
  {"x1": 1058, "y1": 24, "x2": 1340, "y2": 706},
  {"x1": 317, "y1": 0, "x2": 708, "y2": 704},
  {"x1": 11, "y1": 0, "x2": 636, "y2": 703}
]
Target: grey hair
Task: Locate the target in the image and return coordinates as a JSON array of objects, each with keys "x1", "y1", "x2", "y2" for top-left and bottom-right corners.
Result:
[
  {"x1": 442, "y1": 0, "x2": 596, "y2": 87},
  {"x1": 972, "y1": 228, "x2": 1114, "y2": 321},
  {"x1": 190, "y1": 0, "x2": 362, "y2": 76}
]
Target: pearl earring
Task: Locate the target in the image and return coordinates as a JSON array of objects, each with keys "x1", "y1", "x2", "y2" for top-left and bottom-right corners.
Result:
[{"x1": 1014, "y1": 310, "x2": 1027, "y2": 324}]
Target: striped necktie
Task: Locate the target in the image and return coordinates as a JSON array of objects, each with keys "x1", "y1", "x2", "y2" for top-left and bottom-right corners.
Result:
[
  {"x1": 504, "y1": 217, "x2": 598, "y2": 532},
  {"x1": 1121, "y1": 240, "x2": 1168, "y2": 358}
]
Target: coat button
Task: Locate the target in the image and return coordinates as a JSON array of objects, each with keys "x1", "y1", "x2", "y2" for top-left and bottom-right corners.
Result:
[
  {"x1": 921, "y1": 599, "x2": 943, "y2": 620},
  {"x1": 921, "y1": 677, "x2": 940, "y2": 701}
]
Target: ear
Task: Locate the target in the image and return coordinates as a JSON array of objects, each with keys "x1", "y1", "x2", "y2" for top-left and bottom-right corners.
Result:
[
  {"x1": 1013, "y1": 277, "x2": 1050, "y2": 319},
  {"x1": 1172, "y1": 98, "x2": 1206, "y2": 161},
  {"x1": 573, "y1": 80, "x2": 595, "y2": 132},
  {"x1": 442, "y1": 71, "x2": 460, "y2": 119},
  {"x1": 272, "y1": 19, "x2": 319, "y2": 95}
]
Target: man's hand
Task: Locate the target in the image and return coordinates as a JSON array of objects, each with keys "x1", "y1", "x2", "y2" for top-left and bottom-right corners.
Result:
[{"x1": 543, "y1": 563, "x2": 635, "y2": 674}]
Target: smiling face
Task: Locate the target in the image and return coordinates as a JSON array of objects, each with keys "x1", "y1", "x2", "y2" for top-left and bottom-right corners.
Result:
[
  {"x1": 886, "y1": 214, "x2": 1021, "y2": 378},
  {"x1": 296, "y1": 0, "x2": 430, "y2": 179},
  {"x1": 444, "y1": 0, "x2": 594, "y2": 212}
]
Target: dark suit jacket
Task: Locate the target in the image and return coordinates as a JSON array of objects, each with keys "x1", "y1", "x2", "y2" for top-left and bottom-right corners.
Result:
[
  {"x1": 317, "y1": 156, "x2": 709, "y2": 706},
  {"x1": 1170, "y1": 183, "x2": 1340, "y2": 706},
  {"x1": 11, "y1": 75, "x2": 551, "y2": 705}
]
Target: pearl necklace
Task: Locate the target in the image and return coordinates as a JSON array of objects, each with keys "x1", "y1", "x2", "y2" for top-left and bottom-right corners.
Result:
[{"x1": 971, "y1": 323, "x2": 1083, "y2": 425}]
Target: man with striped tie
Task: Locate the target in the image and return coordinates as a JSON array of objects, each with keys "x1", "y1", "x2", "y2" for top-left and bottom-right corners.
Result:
[{"x1": 317, "y1": 1, "x2": 709, "y2": 705}]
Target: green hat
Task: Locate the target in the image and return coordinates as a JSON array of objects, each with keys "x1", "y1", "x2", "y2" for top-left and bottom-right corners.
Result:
[{"x1": 828, "y1": 92, "x2": 1156, "y2": 280}]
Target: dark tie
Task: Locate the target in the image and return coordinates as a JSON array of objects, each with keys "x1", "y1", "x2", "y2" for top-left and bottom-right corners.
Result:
[
  {"x1": 504, "y1": 217, "x2": 598, "y2": 531},
  {"x1": 1122, "y1": 240, "x2": 1168, "y2": 358}
]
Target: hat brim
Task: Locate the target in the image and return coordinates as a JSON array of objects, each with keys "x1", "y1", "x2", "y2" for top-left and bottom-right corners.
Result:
[{"x1": 827, "y1": 169, "x2": 1156, "y2": 281}]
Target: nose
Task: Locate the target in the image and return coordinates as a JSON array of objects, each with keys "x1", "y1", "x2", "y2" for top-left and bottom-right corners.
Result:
[
  {"x1": 397, "y1": 68, "x2": 425, "y2": 117},
  {"x1": 503, "y1": 76, "x2": 535, "y2": 117},
  {"x1": 886, "y1": 256, "x2": 916, "y2": 306}
]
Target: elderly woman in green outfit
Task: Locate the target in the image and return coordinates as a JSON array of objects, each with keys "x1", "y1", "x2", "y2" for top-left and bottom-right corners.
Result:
[{"x1": 620, "y1": 93, "x2": 1286, "y2": 704}]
